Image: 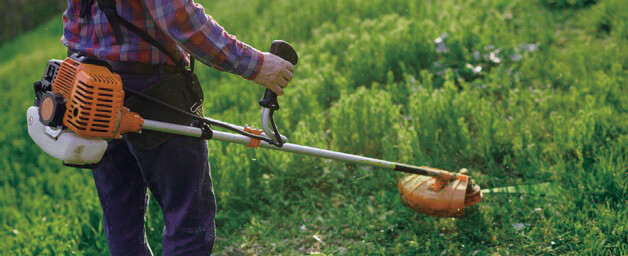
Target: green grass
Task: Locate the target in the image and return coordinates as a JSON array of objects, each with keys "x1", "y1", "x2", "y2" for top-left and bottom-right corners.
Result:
[{"x1": 1, "y1": 0, "x2": 626, "y2": 255}]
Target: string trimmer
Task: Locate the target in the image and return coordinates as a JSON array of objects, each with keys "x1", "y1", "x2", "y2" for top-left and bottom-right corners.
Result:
[{"x1": 26, "y1": 41, "x2": 482, "y2": 217}]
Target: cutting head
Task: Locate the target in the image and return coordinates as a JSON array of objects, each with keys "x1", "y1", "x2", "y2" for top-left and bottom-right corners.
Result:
[{"x1": 398, "y1": 169, "x2": 482, "y2": 217}]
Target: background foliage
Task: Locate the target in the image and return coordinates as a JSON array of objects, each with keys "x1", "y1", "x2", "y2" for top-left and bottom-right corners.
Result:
[
  {"x1": 0, "y1": 0, "x2": 626, "y2": 255},
  {"x1": 0, "y1": 0, "x2": 66, "y2": 45}
]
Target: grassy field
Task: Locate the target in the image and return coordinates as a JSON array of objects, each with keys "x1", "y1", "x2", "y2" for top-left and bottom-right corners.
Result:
[{"x1": 1, "y1": 0, "x2": 626, "y2": 255}]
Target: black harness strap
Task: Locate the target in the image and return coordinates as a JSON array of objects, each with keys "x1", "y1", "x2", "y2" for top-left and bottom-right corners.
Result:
[
  {"x1": 97, "y1": 0, "x2": 126, "y2": 44},
  {"x1": 114, "y1": 17, "x2": 187, "y2": 73},
  {"x1": 79, "y1": 0, "x2": 204, "y2": 117},
  {"x1": 80, "y1": 0, "x2": 193, "y2": 76},
  {"x1": 79, "y1": 0, "x2": 92, "y2": 19},
  {"x1": 79, "y1": 0, "x2": 124, "y2": 44}
]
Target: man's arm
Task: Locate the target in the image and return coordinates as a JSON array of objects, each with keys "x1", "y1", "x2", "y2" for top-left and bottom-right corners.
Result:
[{"x1": 142, "y1": 0, "x2": 293, "y2": 95}]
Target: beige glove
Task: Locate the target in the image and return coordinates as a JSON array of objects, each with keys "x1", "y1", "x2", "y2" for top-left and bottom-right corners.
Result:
[{"x1": 253, "y1": 52, "x2": 295, "y2": 96}]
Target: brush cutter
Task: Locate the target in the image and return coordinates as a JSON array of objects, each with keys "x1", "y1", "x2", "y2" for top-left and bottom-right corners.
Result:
[{"x1": 26, "y1": 41, "x2": 482, "y2": 217}]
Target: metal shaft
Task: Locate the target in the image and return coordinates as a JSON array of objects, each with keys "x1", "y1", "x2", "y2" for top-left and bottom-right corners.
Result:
[
  {"x1": 142, "y1": 120, "x2": 203, "y2": 137},
  {"x1": 141, "y1": 119, "x2": 454, "y2": 178}
]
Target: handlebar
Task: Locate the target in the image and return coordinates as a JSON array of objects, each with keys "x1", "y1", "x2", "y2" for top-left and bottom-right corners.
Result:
[{"x1": 259, "y1": 40, "x2": 298, "y2": 146}]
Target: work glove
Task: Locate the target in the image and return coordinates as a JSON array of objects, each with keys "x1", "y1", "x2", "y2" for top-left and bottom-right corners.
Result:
[{"x1": 253, "y1": 52, "x2": 295, "y2": 96}]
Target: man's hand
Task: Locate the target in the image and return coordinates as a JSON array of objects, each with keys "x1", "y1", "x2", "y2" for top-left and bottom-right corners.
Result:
[{"x1": 253, "y1": 52, "x2": 295, "y2": 96}]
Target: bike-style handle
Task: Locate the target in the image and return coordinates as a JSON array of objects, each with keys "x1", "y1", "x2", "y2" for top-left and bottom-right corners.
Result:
[{"x1": 259, "y1": 40, "x2": 298, "y2": 110}]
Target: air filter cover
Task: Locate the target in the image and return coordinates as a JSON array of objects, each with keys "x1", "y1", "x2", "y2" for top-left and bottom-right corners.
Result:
[{"x1": 52, "y1": 57, "x2": 125, "y2": 138}]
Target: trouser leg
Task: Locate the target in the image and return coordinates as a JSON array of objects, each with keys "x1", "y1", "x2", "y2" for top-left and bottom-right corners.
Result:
[
  {"x1": 92, "y1": 139, "x2": 153, "y2": 256},
  {"x1": 129, "y1": 135, "x2": 216, "y2": 256}
]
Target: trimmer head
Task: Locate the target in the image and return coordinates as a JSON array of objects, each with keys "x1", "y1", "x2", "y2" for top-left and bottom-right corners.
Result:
[{"x1": 398, "y1": 169, "x2": 482, "y2": 217}]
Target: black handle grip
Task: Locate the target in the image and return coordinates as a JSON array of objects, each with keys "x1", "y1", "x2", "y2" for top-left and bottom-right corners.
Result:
[{"x1": 259, "y1": 40, "x2": 298, "y2": 110}]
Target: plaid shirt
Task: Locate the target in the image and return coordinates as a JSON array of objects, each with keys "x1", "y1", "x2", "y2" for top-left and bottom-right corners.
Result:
[{"x1": 62, "y1": 0, "x2": 263, "y2": 79}]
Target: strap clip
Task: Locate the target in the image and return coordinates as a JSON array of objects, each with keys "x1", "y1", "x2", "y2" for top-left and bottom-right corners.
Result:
[
  {"x1": 243, "y1": 126, "x2": 263, "y2": 148},
  {"x1": 190, "y1": 101, "x2": 202, "y2": 114}
]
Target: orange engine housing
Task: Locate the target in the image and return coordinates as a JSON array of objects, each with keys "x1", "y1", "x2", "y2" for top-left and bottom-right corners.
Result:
[{"x1": 51, "y1": 57, "x2": 143, "y2": 139}]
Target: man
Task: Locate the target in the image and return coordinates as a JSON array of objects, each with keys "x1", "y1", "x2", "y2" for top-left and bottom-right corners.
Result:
[{"x1": 62, "y1": 0, "x2": 294, "y2": 255}]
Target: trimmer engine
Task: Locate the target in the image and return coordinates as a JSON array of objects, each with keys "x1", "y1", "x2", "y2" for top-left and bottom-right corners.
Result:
[
  {"x1": 28, "y1": 54, "x2": 143, "y2": 166},
  {"x1": 36, "y1": 55, "x2": 143, "y2": 139}
]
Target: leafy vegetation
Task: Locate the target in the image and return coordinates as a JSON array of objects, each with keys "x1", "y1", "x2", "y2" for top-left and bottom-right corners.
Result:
[
  {"x1": 0, "y1": 0, "x2": 65, "y2": 44},
  {"x1": 0, "y1": 0, "x2": 626, "y2": 255}
]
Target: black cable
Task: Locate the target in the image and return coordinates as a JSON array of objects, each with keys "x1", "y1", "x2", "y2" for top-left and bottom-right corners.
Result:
[
  {"x1": 268, "y1": 109, "x2": 284, "y2": 147},
  {"x1": 124, "y1": 87, "x2": 283, "y2": 147}
]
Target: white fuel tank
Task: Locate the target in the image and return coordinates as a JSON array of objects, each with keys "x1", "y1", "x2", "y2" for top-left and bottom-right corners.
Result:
[{"x1": 27, "y1": 106, "x2": 108, "y2": 166}]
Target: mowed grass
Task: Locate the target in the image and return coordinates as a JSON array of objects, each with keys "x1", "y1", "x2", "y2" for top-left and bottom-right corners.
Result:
[{"x1": 0, "y1": 0, "x2": 626, "y2": 255}]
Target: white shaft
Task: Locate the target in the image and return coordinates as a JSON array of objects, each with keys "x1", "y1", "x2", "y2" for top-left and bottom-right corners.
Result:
[
  {"x1": 140, "y1": 119, "x2": 447, "y2": 177},
  {"x1": 142, "y1": 120, "x2": 203, "y2": 137},
  {"x1": 212, "y1": 130, "x2": 397, "y2": 169},
  {"x1": 141, "y1": 119, "x2": 396, "y2": 170}
]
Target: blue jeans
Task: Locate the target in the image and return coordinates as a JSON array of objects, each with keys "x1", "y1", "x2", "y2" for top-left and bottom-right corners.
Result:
[{"x1": 92, "y1": 73, "x2": 215, "y2": 255}]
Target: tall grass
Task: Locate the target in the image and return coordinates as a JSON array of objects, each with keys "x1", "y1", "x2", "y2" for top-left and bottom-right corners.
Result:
[{"x1": 0, "y1": 0, "x2": 625, "y2": 254}]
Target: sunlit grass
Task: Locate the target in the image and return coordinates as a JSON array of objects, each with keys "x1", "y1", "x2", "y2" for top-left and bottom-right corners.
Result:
[{"x1": 0, "y1": 0, "x2": 626, "y2": 254}]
